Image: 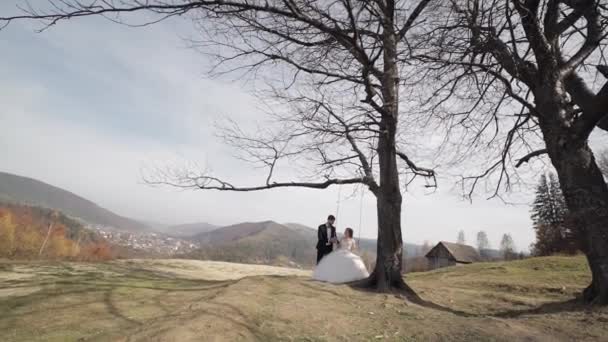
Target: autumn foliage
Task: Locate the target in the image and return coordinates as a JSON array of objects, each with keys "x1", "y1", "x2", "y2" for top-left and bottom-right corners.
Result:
[{"x1": 0, "y1": 203, "x2": 114, "y2": 261}]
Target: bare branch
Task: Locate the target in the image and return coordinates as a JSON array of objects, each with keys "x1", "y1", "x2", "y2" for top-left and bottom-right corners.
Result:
[
  {"x1": 515, "y1": 149, "x2": 548, "y2": 168},
  {"x1": 396, "y1": 150, "x2": 437, "y2": 188},
  {"x1": 146, "y1": 172, "x2": 368, "y2": 191}
]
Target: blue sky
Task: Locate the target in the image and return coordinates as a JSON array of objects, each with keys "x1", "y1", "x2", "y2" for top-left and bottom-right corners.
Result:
[
  {"x1": 0, "y1": 1, "x2": 576, "y2": 250},
  {"x1": 1, "y1": 13, "x2": 219, "y2": 146}
]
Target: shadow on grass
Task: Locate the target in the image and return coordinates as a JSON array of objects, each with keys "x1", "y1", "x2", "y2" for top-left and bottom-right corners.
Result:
[
  {"x1": 493, "y1": 298, "x2": 592, "y2": 318},
  {"x1": 406, "y1": 289, "x2": 592, "y2": 319},
  {"x1": 301, "y1": 276, "x2": 591, "y2": 320},
  {"x1": 300, "y1": 279, "x2": 351, "y2": 298}
]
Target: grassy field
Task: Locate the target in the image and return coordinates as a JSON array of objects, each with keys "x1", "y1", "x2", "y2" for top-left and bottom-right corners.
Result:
[{"x1": 0, "y1": 256, "x2": 606, "y2": 341}]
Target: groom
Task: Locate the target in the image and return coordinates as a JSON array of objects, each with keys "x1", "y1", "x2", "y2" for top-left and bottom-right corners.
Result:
[{"x1": 316, "y1": 215, "x2": 337, "y2": 264}]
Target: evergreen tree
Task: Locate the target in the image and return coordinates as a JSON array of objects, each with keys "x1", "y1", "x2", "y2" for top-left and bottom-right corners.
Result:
[
  {"x1": 531, "y1": 174, "x2": 555, "y2": 226},
  {"x1": 530, "y1": 173, "x2": 576, "y2": 255},
  {"x1": 548, "y1": 173, "x2": 568, "y2": 225}
]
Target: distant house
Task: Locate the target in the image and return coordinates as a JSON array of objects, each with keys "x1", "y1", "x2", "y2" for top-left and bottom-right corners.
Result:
[{"x1": 425, "y1": 241, "x2": 481, "y2": 270}]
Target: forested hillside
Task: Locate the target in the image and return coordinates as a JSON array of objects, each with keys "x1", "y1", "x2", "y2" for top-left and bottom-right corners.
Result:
[{"x1": 0, "y1": 202, "x2": 113, "y2": 260}]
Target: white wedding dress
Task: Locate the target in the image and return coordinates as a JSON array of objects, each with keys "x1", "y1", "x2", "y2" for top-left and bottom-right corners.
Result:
[{"x1": 312, "y1": 238, "x2": 370, "y2": 283}]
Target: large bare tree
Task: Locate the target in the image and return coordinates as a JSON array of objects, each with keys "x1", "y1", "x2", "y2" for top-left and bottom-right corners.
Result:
[
  {"x1": 1, "y1": 0, "x2": 435, "y2": 294},
  {"x1": 417, "y1": 0, "x2": 608, "y2": 304}
]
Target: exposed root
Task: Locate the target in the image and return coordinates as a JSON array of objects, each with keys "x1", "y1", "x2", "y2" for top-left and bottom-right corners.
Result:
[
  {"x1": 349, "y1": 271, "x2": 422, "y2": 303},
  {"x1": 584, "y1": 282, "x2": 608, "y2": 305}
]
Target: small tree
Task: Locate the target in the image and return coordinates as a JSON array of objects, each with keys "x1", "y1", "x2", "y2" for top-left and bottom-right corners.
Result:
[
  {"x1": 499, "y1": 234, "x2": 516, "y2": 261},
  {"x1": 39, "y1": 210, "x2": 59, "y2": 257},
  {"x1": 476, "y1": 231, "x2": 490, "y2": 256},
  {"x1": 457, "y1": 230, "x2": 466, "y2": 244},
  {"x1": 0, "y1": 210, "x2": 17, "y2": 258}
]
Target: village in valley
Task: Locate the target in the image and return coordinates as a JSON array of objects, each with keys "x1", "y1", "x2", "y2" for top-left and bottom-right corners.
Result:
[{"x1": 92, "y1": 225, "x2": 200, "y2": 255}]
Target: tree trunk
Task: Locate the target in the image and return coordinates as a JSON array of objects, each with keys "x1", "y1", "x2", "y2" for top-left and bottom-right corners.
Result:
[
  {"x1": 354, "y1": 116, "x2": 419, "y2": 299},
  {"x1": 371, "y1": 188, "x2": 417, "y2": 295},
  {"x1": 544, "y1": 124, "x2": 608, "y2": 305},
  {"x1": 353, "y1": 4, "x2": 419, "y2": 299},
  {"x1": 39, "y1": 222, "x2": 54, "y2": 257}
]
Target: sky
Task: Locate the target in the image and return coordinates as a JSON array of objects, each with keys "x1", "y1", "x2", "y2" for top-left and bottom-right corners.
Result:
[{"x1": 2, "y1": 2, "x2": 595, "y2": 251}]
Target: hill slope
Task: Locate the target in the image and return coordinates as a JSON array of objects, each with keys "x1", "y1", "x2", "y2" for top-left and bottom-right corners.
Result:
[
  {"x1": 0, "y1": 202, "x2": 113, "y2": 260},
  {"x1": 189, "y1": 221, "x2": 316, "y2": 267},
  {"x1": 0, "y1": 172, "x2": 148, "y2": 232},
  {"x1": 188, "y1": 221, "x2": 425, "y2": 268},
  {"x1": 0, "y1": 256, "x2": 606, "y2": 341},
  {"x1": 283, "y1": 222, "x2": 424, "y2": 258},
  {"x1": 159, "y1": 222, "x2": 218, "y2": 237},
  {"x1": 194, "y1": 221, "x2": 277, "y2": 244}
]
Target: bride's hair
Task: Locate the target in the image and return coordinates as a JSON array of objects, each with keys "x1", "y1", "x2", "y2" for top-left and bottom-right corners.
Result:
[{"x1": 345, "y1": 228, "x2": 354, "y2": 238}]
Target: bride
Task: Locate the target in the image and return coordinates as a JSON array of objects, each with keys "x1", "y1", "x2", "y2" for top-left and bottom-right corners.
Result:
[{"x1": 313, "y1": 228, "x2": 369, "y2": 283}]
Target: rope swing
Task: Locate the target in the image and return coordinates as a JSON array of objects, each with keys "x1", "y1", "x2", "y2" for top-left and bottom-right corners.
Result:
[
  {"x1": 334, "y1": 184, "x2": 365, "y2": 245},
  {"x1": 335, "y1": 184, "x2": 343, "y2": 220},
  {"x1": 358, "y1": 186, "x2": 364, "y2": 244}
]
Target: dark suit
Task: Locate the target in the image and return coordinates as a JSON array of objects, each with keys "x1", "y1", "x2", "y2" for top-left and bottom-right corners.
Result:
[{"x1": 316, "y1": 223, "x2": 336, "y2": 264}]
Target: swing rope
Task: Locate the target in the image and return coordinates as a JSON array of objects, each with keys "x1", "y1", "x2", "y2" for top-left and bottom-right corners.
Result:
[
  {"x1": 334, "y1": 184, "x2": 364, "y2": 246},
  {"x1": 335, "y1": 184, "x2": 343, "y2": 219},
  {"x1": 357, "y1": 186, "x2": 364, "y2": 244}
]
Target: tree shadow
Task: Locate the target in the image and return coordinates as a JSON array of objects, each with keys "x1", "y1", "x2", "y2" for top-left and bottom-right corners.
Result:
[
  {"x1": 299, "y1": 276, "x2": 478, "y2": 318},
  {"x1": 493, "y1": 298, "x2": 592, "y2": 318},
  {"x1": 300, "y1": 276, "x2": 592, "y2": 320},
  {"x1": 300, "y1": 279, "x2": 350, "y2": 298}
]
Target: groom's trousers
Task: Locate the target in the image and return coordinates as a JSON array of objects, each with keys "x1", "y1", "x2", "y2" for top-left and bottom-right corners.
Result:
[{"x1": 316, "y1": 246, "x2": 332, "y2": 264}]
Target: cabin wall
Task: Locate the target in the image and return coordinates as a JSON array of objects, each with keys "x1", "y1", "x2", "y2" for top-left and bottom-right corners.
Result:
[
  {"x1": 426, "y1": 245, "x2": 456, "y2": 270},
  {"x1": 428, "y1": 257, "x2": 456, "y2": 269}
]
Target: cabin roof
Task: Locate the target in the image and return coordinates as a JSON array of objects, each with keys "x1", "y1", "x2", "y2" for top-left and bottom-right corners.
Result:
[{"x1": 425, "y1": 241, "x2": 481, "y2": 263}]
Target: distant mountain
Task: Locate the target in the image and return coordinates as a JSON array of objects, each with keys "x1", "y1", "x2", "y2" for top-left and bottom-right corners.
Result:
[
  {"x1": 186, "y1": 221, "x2": 317, "y2": 267},
  {"x1": 0, "y1": 172, "x2": 148, "y2": 232},
  {"x1": 142, "y1": 220, "x2": 171, "y2": 232},
  {"x1": 162, "y1": 222, "x2": 219, "y2": 237},
  {"x1": 195, "y1": 221, "x2": 272, "y2": 244},
  {"x1": 184, "y1": 220, "x2": 425, "y2": 268},
  {"x1": 285, "y1": 222, "x2": 423, "y2": 258},
  {"x1": 283, "y1": 222, "x2": 316, "y2": 235}
]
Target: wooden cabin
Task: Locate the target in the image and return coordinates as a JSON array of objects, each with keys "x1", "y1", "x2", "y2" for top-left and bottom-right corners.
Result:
[{"x1": 425, "y1": 241, "x2": 481, "y2": 270}]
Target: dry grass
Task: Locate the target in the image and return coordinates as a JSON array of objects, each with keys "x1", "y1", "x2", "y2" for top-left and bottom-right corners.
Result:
[
  {"x1": 118, "y1": 259, "x2": 311, "y2": 281},
  {"x1": 0, "y1": 256, "x2": 606, "y2": 341}
]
